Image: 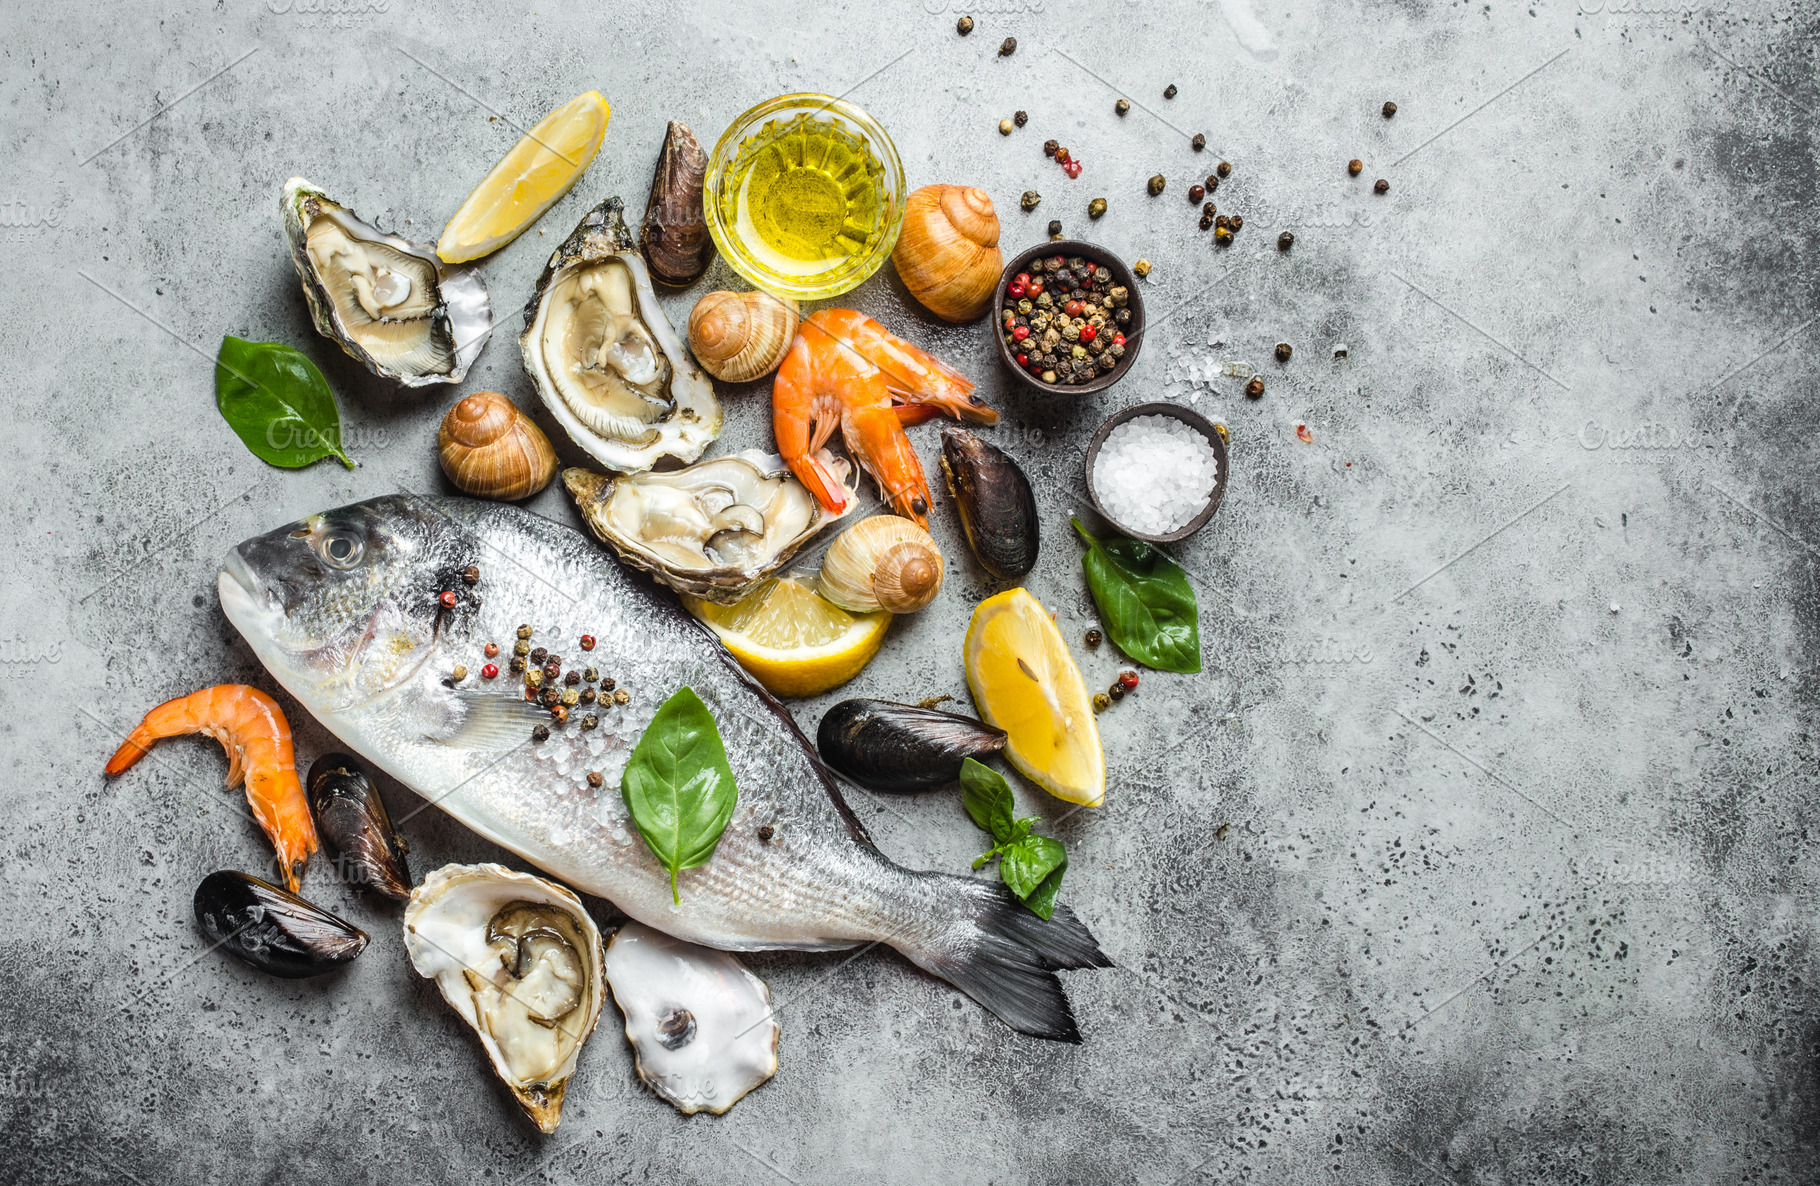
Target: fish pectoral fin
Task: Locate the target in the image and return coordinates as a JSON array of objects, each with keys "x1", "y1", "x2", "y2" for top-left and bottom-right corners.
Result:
[{"x1": 430, "y1": 692, "x2": 552, "y2": 750}]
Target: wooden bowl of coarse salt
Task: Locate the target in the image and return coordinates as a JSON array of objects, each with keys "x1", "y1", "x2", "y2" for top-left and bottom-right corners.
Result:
[{"x1": 1083, "y1": 402, "x2": 1228, "y2": 544}]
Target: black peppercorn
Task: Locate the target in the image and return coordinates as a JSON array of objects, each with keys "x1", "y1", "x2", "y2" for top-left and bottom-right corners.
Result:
[
  {"x1": 1215, "y1": 214, "x2": 1230, "y2": 229},
  {"x1": 957, "y1": 15, "x2": 972, "y2": 34},
  {"x1": 1382, "y1": 100, "x2": 1397, "y2": 117},
  {"x1": 1014, "y1": 110, "x2": 1027, "y2": 127},
  {"x1": 1216, "y1": 160, "x2": 1231, "y2": 178},
  {"x1": 1348, "y1": 158, "x2": 1363, "y2": 176},
  {"x1": 565, "y1": 670, "x2": 580, "y2": 686},
  {"x1": 532, "y1": 724, "x2": 550, "y2": 742},
  {"x1": 1086, "y1": 628, "x2": 1103, "y2": 648},
  {"x1": 1048, "y1": 219, "x2": 1062, "y2": 235},
  {"x1": 1109, "y1": 683, "x2": 1126, "y2": 701},
  {"x1": 758, "y1": 825, "x2": 775, "y2": 842},
  {"x1": 1021, "y1": 190, "x2": 1042, "y2": 210},
  {"x1": 580, "y1": 687, "x2": 595, "y2": 704},
  {"x1": 587, "y1": 771, "x2": 603, "y2": 788},
  {"x1": 1203, "y1": 200, "x2": 1215, "y2": 215},
  {"x1": 1191, "y1": 133, "x2": 1206, "y2": 152},
  {"x1": 461, "y1": 565, "x2": 480, "y2": 585},
  {"x1": 1205, "y1": 174, "x2": 1219, "y2": 192},
  {"x1": 1200, "y1": 212, "x2": 1214, "y2": 230},
  {"x1": 1189, "y1": 183, "x2": 1205, "y2": 203},
  {"x1": 1374, "y1": 178, "x2": 1389, "y2": 194},
  {"x1": 602, "y1": 677, "x2": 616, "y2": 692},
  {"x1": 1115, "y1": 98, "x2": 1130, "y2": 116},
  {"x1": 1148, "y1": 174, "x2": 1166, "y2": 196},
  {"x1": 530, "y1": 646, "x2": 547, "y2": 663},
  {"x1": 1163, "y1": 83, "x2": 1177, "y2": 99},
  {"x1": 1276, "y1": 342, "x2": 1292, "y2": 361},
  {"x1": 1043, "y1": 138, "x2": 1058, "y2": 157},
  {"x1": 1246, "y1": 376, "x2": 1264, "y2": 398},
  {"x1": 1277, "y1": 231, "x2": 1294, "y2": 250},
  {"x1": 1000, "y1": 36, "x2": 1016, "y2": 54},
  {"x1": 1229, "y1": 214, "x2": 1243, "y2": 231}
]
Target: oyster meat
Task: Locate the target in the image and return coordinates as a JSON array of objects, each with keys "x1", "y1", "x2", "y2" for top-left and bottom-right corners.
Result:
[
  {"x1": 403, "y1": 863, "x2": 605, "y2": 1133},
  {"x1": 282, "y1": 178, "x2": 491, "y2": 386},
  {"x1": 522, "y1": 196, "x2": 721, "y2": 473},
  {"x1": 603, "y1": 922, "x2": 778, "y2": 1115},
  {"x1": 563, "y1": 449, "x2": 854, "y2": 603}
]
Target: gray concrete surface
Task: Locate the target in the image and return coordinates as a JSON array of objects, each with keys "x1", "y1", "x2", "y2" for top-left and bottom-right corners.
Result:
[{"x1": 3, "y1": 0, "x2": 1817, "y2": 1181}]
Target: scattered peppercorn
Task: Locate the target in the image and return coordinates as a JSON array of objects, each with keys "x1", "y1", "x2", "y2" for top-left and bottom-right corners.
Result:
[
  {"x1": 541, "y1": 686, "x2": 560, "y2": 708},
  {"x1": 561, "y1": 688, "x2": 579, "y2": 707},
  {"x1": 1276, "y1": 342, "x2": 1292, "y2": 361},
  {"x1": 451, "y1": 665, "x2": 468, "y2": 681},
  {"x1": 532, "y1": 724, "x2": 550, "y2": 742},
  {"x1": 1214, "y1": 225, "x2": 1232, "y2": 245},
  {"x1": 1212, "y1": 422, "x2": 1229, "y2": 444},
  {"x1": 1118, "y1": 670, "x2": 1139, "y2": 691},
  {"x1": 613, "y1": 688, "x2": 631, "y2": 706},
  {"x1": 583, "y1": 666, "x2": 599, "y2": 682},
  {"x1": 1203, "y1": 201, "x2": 1216, "y2": 215},
  {"x1": 1200, "y1": 212, "x2": 1214, "y2": 230},
  {"x1": 1246, "y1": 376, "x2": 1264, "y2": 398},
  {"x1": 1163, "y1": 83, "x2": 1177, "y2": 99},
  {"x1": 1043, "y1": 138, "x2": 1058, "y2": 157},
  {"x1": 1374, "y1": 178, "x2": 1389, "y2": 194},
  {"x1": 526, "y1": 669, "x2": 544, "y2": 689},
  {"x1": 1189, "y1": 183, "x2": 1205, "y2": 203},
  {"x1": 1191, "y1": 133, "x2": 1206, "y2": 152},
  {"x1": 513, "y1": 639, "x2": 530, "y2": 657},
  {"x1": 517, "y1": 624, "x2": 533, "y2": 639},
  {"x1": 1348, "y1": 158, "x2": 1363, "y2": 176},
  {"x1": 1108, "y1": 683, "x2": 1125, "y2": 701},
  {"x1": 1088, "y1": 197, "x2": 1106, "y2": 219},
  {"x1": 587, "y1": 771, "x2": 603, "y2": 788},
  {"x1": 1093, "y1": 692, "x2": 1111, "y2": 713},
  {"x1": 1116, "y1": 98, "x2": 1130, "y2": 116},
  {"x1": 758, "y1": 825, "x2": 776, "y2": 842},
  {"x1": 461, "y1": 565, "x2": 480, "y2": 585},
  {"x1": 543, "y1": 661, "x2": 561, "y2": 683},
  {"x1": 957, "y1": 15, "x2": 973, "y2": 34},
  {"x1": 602, "y1": 677, "x2": 616, "y2": 692},
  {"x1": 1148, "y1": 174, "x2": 1166, "y2": 196},
  {"x1": 999, "y1": 118, "x2": 1014, "y2": 135},
  {"x1": 1205, "y1": 174, "x2": 1219, "y2": 192},
  {"x1": 1278, "y1": 231, "x2": 1294, "y2": 250},
  {"x1": 509, "y1": 656, "x2": 526, "y2": 673},
  {"x1": 581, "y1": 714, "x2": 599, "y2": 731},
  {"x1": 1133, "y1": 258, "x2": 1152, "y2": 276},
  {"x1": 1048, "y1": 219, "x2": 1062, "y2": 235},
  {"x1": 1021, "y1": 190, "x2": 1042, "y2": 211},
  {"x1": 564, "y1": 670, "x2": 580, "y2": 686},
  {"x1": 1014, "y1": 110, "x2": 1027, "y2": 127},
  {"x1": 1216, "y1": 160, "x2": 1231, "y2": 178},
  {"x1": 524, "y1": 686, "x2": 539, "y2": 703},
  {"x1": 550, "y1": 705, "x2": 569, "y2": 724},
  {"x1": 531, "y1": 646, "x2": 548, "y2": 663},
  {"x1": 484, "y1": 642, "x2": 499, "y2": 658},
  {"x1": 439, "y1": 590, "x2": 456, "y2": 609},
  {"x1": 999, "y1": 36, "x2": 1016, "y2": 54},
  {"x1": 1382, "y1": 100, "x2": 1397, "y2": 118},
  {"x1": 1228, "y1": 214, "x2": 1243, "y2": 231},
  {"x1": 1215, "y1": 215, "x2": 1230, "y2": 229},
  {"x1": 580, "y1": 634, "x2": 595, "y2": 651},
  {"x1": 481, "y1": 662, "x2": 499, "y2": 679},
  {"x1": 1085, "y1": 628, "x2": 1103, "y2": 647}
]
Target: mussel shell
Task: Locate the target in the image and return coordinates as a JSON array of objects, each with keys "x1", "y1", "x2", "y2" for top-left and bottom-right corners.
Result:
[
  {"x1": 640, "y1": 121, "x2": 711, "y2": 287},
  {"x1": 938, "y1": 426, "x2": 1040, "y2": 580},
  {"x1": 307, "y1": 753, "x2": 412, "y2": 900},
  {"x1": 193, "y1": 870, "x2": 368, "y2": 979},
  {"x1": 817, "y1": 699, "x2": 1007, "y2": 793}
]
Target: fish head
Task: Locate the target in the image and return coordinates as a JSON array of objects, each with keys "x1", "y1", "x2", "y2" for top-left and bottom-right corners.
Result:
[{"x1": 220, "y1": 495, "x2": 465, "y2": 710}]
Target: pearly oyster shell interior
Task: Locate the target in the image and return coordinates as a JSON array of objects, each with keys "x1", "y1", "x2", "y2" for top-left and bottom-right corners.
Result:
[
  {"x1": 282, "y1": 178, "x2": 491, "y2": 386},
  {"x1": 403, "y1": 863, "x2": 604, "y2": 1134},
  {"x1": 603, "y1": 922, "x2": 779, "y2": 1115}
]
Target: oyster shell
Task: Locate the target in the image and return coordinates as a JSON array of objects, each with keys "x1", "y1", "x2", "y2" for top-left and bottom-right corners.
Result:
[
  {"x1": 403, "y1": 863, "x2": 604, "y2": 1134},
  {"x1": 604, "y1": 922, "x2": 778, "y2": 1115},
  {"x1": 281, "y1": 178, "x2": 491, "y2": 386},
  {"x1": 521, "y1": 196, "x2": 721, "y2": 473},
  {"x1": 563, "y1": 449, "x2": 854, "y2": 604}
]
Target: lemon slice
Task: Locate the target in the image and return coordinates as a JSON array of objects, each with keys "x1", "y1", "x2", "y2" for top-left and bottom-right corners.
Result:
[
  {"x1": 964, "y1": 588, "x2": 1104, "y2": 806},
  {"x1": 437, "y1": 91, "x2": 610, "y2": 263},
  {"x1": 684, "y1": 578, "x2": 892, "y2": 699}
]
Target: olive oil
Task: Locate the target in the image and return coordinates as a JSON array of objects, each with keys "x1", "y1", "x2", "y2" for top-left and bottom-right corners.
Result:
[{"x1": 720, "y1": 112, "x2": 887, "y2": 280}]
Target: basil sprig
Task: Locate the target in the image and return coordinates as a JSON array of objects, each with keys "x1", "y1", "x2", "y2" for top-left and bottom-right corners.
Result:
[
  {"x1": 214, "y1": 336, "x2": 355, "y2": 469},
  {"x1": 961, "y1": 758, "x2": 1067, "y2": 919},
  {"x1": 1071, "y1": 515, "x2": 1202, "y2": 673},
  {"x1": 621, "y1": 687, "x2": 740, "y2": 903}
]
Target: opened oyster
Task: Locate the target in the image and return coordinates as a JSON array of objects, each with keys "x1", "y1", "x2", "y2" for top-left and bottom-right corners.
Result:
[
  {"x1": 403, "y1": 863, "x2": 604, "y2": 1134},
  {"x1": 281, "y1": 178, "x2": 491, "y2": 386},
  {"x1": 604, "y1": 922, "x2": 778, "y2": 1115},
  {"x1": 522, "y1": 196, "x2": 720, "y2": 473},
  {"x1": 563, "y1": 450, "x2": 854, "y2": 603}
]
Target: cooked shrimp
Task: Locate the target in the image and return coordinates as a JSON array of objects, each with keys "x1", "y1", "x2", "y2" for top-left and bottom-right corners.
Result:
[
  {"x1": 772, "y1": 309, "x2": 996, "y2": 527},
  {"x1": 105, "y1": 685, "x2": 319, "y2": 891}
]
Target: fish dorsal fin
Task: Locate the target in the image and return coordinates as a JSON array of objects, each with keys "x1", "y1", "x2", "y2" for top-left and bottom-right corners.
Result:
[{"x1": 429, "y1": 691, "x2": 550, "y2": 750}]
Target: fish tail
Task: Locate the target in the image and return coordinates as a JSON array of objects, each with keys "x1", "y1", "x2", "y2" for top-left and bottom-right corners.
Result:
[{"x1": 900, "y1": 877, "x2": 1112, "y2": 1043}]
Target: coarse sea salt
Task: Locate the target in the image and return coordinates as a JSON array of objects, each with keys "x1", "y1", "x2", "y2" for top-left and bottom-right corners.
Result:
[{"x1": 1091, "y1": 413, "x2": 1219, "y2": 536}]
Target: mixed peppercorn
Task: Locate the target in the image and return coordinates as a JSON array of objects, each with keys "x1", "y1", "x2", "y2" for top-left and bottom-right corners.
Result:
[
  {"x1": 457, "y1": 618, "x2": 630, "y2": 741},
  {"x1": 1092, "y1": 668, "x2": 1141, "y2": 714},
  {"x1": 1002, "y1": 254, "x2": 1132, "y2": 386}
]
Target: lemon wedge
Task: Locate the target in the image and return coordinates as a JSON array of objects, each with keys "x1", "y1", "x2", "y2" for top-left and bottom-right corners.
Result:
[
  {"x1": 684, "y1": 578, "x2": 892, "y2": 699},
  {"x1": 964, "y1": 588, "x2": 1104, "y2": 806},
  {"x1": 437, "y1": 90, "x2": 610, "y2": 263}
]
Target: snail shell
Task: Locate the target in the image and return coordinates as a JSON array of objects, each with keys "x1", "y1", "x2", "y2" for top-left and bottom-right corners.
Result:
[
  {"x1": 891, "y1": 185, "x2": 1003, "y2": 323},
  {"x1": 819, "y1": 515, "x2": 945, "y2": 614},
  {"x1": 687, "y1": 290, "x2": 801, "y2": 383},
  {"x1": 437, "y1": 391, "x2": 557, "y2": 501}
]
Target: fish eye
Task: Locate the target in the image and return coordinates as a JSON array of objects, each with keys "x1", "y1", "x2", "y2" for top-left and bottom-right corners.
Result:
[{"x1": 320, "y1": 531, "x2": 363, "y2": 569}]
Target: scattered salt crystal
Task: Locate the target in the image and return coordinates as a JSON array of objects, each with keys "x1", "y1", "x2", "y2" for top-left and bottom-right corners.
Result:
[{"x1": 1091, "y1": 413, "x2": 1220, "y2": 536}]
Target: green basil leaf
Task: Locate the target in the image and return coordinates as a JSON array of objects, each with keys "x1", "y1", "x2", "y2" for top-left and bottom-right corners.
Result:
[
  {"x1": 620, "y1": 686, "x2": 740, "y2": 903},
  {"x1": 961, "y1": 757, "x2": 1017, "y2": 843},
  {"x1": 1000, "y1": 835, "x2": 1068, "y2": 919},
  {"x1": 1072, "y1": 515, "x2": 1202, "y2": 673},
  {"x1": 214, "y1": 336, "x2": 355, "y2": 469}
]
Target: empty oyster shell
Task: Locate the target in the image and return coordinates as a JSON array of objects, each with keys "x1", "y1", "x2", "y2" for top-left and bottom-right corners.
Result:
[
  {"x1": 563, "y1": 449, "x2": 855, "y2": 604},
  {"x1": 604, "y1": 922, "x2": 778, "y2": 1115},
  {"x1": 403, "y1": 863, "x2": 604, "y2": 1134},
  {"x1": 281, "y1": 178, "x2": 491, "y2": 386},
  {"x1": 639, "y1": 121, "x2": 712, "y2": 287},
  {"x1": 521, "y1": 195, "x2": 721, "y2": 473}
]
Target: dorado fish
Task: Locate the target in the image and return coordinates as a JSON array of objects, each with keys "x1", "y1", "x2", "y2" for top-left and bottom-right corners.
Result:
[{"x1": 218, "y1": 495, "x2": 1108, "y2": 1041}]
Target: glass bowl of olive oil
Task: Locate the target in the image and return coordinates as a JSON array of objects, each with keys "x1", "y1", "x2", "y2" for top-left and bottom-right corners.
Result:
[{"x1": 705, "y1": 93, "x2": 906, "y2": 301}]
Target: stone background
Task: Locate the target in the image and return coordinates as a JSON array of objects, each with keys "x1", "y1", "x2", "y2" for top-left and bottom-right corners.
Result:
[{"x1": 3, "y1": 0, "x2": 1818, "y2": 1182}]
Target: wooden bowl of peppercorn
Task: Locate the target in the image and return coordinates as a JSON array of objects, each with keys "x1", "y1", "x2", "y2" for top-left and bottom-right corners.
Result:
[{"x1": 992, "y1": 241, "x2": 1145, "y2": 396}]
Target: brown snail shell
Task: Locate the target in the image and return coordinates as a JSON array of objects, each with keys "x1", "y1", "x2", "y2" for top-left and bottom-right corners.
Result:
[
  {"x1": 818, "y1": 515, "x2": 945, "y2": 614},
  {"x1": 438, "y1": 391, "x2": 557, "y2": 501},
  {"x1": 640, "y1": 121, "x2": 712, "y2": 287},
  {"x1": 687, "y1": 290, "x2": 801, "y2": 383},
  {"x1": 891, "y1": 185, "x2": 1002, "y2": 323}
]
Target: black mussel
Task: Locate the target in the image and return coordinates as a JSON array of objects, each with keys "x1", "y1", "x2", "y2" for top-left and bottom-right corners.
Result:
[
  {"x1": 939, "y1": 427, "x2": 1040, "y2": 580},
  {"x1": 640, "y1": 120, "x2": 712, "y2": 286},
  {"x1": 817, "y1": 699, "x2": 1007, "y2": 793},
  {"x1": 307, "y1": 753, "x2": 412, "y2": 900},
  {"x1": 194, "y1": 870, "x2": 368, "y2": 979}
]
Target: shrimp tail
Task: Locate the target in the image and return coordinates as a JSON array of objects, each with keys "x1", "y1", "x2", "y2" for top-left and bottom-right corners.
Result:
[{"x1": 787, "y1": 451, "x2": 854, "y2": 517}]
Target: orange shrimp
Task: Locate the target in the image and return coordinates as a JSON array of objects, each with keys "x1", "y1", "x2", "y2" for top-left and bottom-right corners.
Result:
[
  {"x1": 105, "y1": 685, "x2": 319, "y2": 892},
  {"x1": 772, "y1": 309, "x2": 997, "y2": 527}
]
